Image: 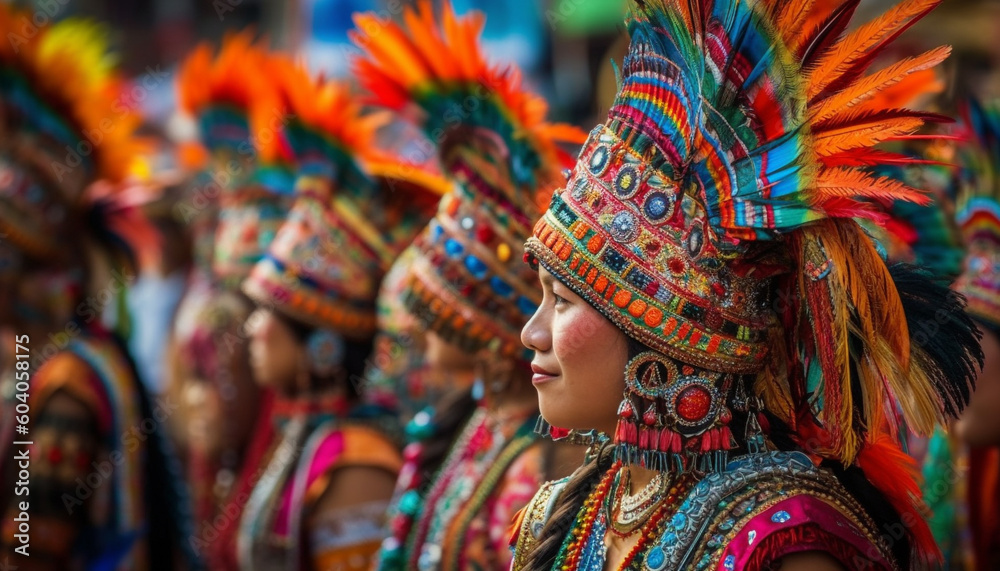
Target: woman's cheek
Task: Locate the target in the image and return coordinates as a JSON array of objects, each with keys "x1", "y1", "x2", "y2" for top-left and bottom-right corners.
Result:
[{"x1": 552, "y1": 307, "x2": 606, "y2": 376}]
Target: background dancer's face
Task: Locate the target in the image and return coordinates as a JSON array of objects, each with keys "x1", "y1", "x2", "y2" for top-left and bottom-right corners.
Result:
[
  {"x1": 424, "y1": 331, "x2": 477, "y2": 374},
  {"x1": 246, "y1": 307, "x2": 304, "y2": 393},
  {"x1": 522, "y1": 265, "x2": 628, "y2": 436},
  {"x1": 957, "y1": 328, "x2": 1000, "y2": 446}
]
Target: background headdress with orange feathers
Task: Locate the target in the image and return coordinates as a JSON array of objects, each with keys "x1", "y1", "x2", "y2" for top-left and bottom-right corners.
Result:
[
  {"x1": 0, "y1": 5, "x2": 149, "y2": 265},
  {"x1": 242, "y1": 57, "x2": 449, "y2": 338},
  {"x1": 352, "y1": 0, "x2": 586, "y2": 359}
]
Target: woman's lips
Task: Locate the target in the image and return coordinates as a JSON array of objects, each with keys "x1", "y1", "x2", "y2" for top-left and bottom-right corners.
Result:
[{"x1": 531, "y1": 363, "x2": 557, "y2": 385}]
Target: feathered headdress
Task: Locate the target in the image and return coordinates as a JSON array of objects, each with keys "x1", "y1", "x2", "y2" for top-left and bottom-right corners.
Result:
[
  {"x1": 953, "y1": 98, "x2": 1000, "y2": 328},
  {"x1": 0, "y1": 6, "x2": 141, "y2": 185},
  {"x1": 201, "y1": 47, "x2": 298, "y2": 287},
  {"x1": 242, "y1": 58, "x2": 448, "y2": 337},
  {"x1": 351, "y1": 0, "x2": 583, "y2": 196},
  {"x1": 351, "y1": 0, "x2": 586, "y2": 359},
  {"x1": 177, "y1": 31, "x2": 284, "y2": 159},
  {"x1": 525, "y1": 0, "x2": 980, "y2": 560},
  {"x1": 849, "y1": 65, "x2": 964, "y2": 281},
  {"x1": 0, "y1": 6, "x2": 150, "y2": 264}
]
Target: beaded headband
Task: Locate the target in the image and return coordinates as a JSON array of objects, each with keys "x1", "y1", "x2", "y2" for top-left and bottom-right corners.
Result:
[{"x1": 242, "y1": 62, "x2": 448, "y2": 336}]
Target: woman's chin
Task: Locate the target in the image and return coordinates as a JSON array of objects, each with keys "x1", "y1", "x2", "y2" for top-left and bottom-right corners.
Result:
[{"x1": 538, "y1": 402, "x2": 577, "y2": 432}]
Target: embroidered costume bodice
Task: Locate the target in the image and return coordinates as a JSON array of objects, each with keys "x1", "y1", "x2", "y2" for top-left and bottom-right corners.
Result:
[
  {"x1": 380, "y1": 406, "x2": 543, "y2": 571},
  {"x1": 511, "y1": 451, "x2": 896, "y2": 571}
]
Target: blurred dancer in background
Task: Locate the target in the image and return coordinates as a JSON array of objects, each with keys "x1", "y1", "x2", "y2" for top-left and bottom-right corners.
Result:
[
  {"x1": 0, "y1": 6, "x2": 195, "y2": 570},
  {"x1": 166, "y1": 34, "x2": 298, "y2": 569},
  {"x1": 954, "y1": 99, "x2": 1000, "y2": 571},
  {"x1": 235, "y1": 56, "x2": 448, "y2": 570},
  {"x1": 351, "y1": 3, "x2": 589, "y2": 569}
]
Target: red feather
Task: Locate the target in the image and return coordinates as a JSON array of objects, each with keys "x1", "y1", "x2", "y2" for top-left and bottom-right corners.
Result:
[{"x1": 857, "y1": 436, "x2": 941, "y2": 566}]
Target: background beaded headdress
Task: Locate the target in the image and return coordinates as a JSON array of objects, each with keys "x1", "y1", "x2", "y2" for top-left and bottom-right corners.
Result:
[
  {"x1": 954, "y1": 98, "x2": 1000, "y2": 329},
  {"x1": 242, "y1": 58, "x2": 448, "y2": 337},
  {"x1": 0, "y1": 5, "x2": 144, "y2": 261},
  {"x1": 351, "y1": 0, "x2": 585, "y2": 361}
]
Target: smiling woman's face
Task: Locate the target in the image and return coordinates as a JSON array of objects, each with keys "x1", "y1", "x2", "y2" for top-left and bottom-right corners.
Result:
[{"x1": 521, "y1": 265, "x2": 629, "y2": 435}]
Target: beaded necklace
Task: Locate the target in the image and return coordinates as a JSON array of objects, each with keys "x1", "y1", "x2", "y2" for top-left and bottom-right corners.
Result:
[
  {"x1": 608, "y1": 470, "x2": 668, "y2": 537},
  {"x1": 407, "y1": 406, "x2": 517, "y2": 570},
  {"x1": 553, "y1": 464, "x2": 618, "y2": 571},
  {"x1": 553, "y1": 464, "x2": 692, "y2": 571}
]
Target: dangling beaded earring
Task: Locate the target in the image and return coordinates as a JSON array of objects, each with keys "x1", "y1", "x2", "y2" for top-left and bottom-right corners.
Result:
[
  {"x1": 305, "y1": 328, "x2": 346, "y2": 379},
  {"x1": 613, "y1": 351, "x2": 736, "y2": 473},
  {"x1": 729, "y1": 378, "x2": 767, "y2": 455}
]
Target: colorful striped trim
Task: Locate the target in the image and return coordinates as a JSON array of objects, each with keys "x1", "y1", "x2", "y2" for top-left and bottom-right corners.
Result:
[
  {"x1": 523, "y1": 125, "x2": 775, "y2": 373},
  {"x1": 66, "y1": 338, "x2": 145, "y2": 568},
  {"x1": 525, "y1": 234, "x2": 765, "y2": 373},
  {"x1": 243, "y1": 256, "x2": 378, "y2": 338}
]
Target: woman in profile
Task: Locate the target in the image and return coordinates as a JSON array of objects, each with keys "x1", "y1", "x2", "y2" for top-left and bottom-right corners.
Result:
[{"x1": 512, "y1": 0, "x2": 982, "y2": 569}]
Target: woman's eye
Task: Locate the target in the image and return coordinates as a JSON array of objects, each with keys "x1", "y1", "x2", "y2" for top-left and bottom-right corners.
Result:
[{"x1": 553, "y1": 292, "x2": 568, "y2": 306}]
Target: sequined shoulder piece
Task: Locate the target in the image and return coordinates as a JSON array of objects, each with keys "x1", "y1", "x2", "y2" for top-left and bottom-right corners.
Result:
[
  {"x1": 510, "y1": 477, "x2": 570, "y2": 571},
  {"x1": 642, "y1": 451, "x2": 896, "y2": 571}
]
